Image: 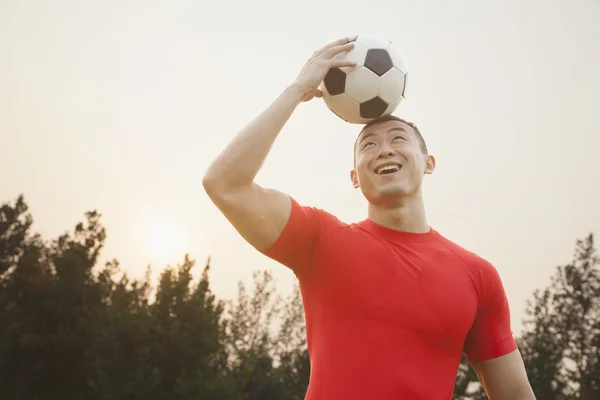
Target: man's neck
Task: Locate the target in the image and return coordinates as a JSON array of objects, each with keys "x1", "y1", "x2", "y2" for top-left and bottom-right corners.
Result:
[{"x1": 367, "y1": 195, "x2": 430, "y2": 234}]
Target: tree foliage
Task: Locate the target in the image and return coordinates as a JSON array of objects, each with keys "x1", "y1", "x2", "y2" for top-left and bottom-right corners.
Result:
[{"x1": 520, "y1": 233, "x2": 599, "y2": 399}]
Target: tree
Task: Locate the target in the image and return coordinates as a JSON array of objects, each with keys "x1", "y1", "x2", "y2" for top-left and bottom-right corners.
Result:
[
  {"x1": 520, "y1": 233, "x2": 600, "y2": 399},
  {"x1": 0, "y1": 194, "x2": 32, "y2": 280},
  {"x1": 0, "y1": 195, "x2": 52, "y2": 399},
  {"x1": 519, "y1": 287, "x2": 569, "y2": 399},
  {"x1": 0, "y1": 199, "x2": 108, "y2": 399},
  {"x1": 554, "y1": 233, "x2": 599, "y2": 398},
  {"x1": 219, "y1": 270, "x2": 312, "y2": 400},
  {"x1": 272, "y1": 284, "x2": 310, "y2": 400},
  {"x1": 144, "y1": 255, "x2": 228, "y2": 399},
  {"x1": 221, "y1": 270, "x2": 285, "y2": 400},
  {"x1": 90, "y1": 260, "x2": 155, "y2": 399},
  {"x1": 0, "y1": 195, "x2": 229, "y2": 400}
]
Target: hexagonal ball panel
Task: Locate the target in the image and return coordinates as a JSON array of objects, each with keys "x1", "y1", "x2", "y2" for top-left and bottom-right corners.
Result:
[
  {"x1": 323, "y1": 93, "x2": 367, "y2": 124},
  {"x1": 378, "y1": 67, "x2": 405, "y2": 104},
  {"x1": 345, "y1": 67, "x2": 380, "y2": 103},
  {"x1": 331, "y1": 40, "x2": 369, "y2": 73},
  {"x1": 323, "y1": 68, "x2": 346, "y2": 96},
  {"x1": 355, "y1": 34, "x2": 391, "y2": 49},
  {"x1": 388, "y1": 42, "x2": 408, "y2": 74},
  {"x1": 364, "y1": 49, "x2": 393, "y2": 76},
  {"x1": 360, "y1": 97, "x2": 389, "y2": 119}
]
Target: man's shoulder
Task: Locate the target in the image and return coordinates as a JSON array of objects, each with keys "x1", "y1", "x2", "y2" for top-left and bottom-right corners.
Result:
[
  {"x1": 435, "y1": 234, "x2": 507, "y2": 308},
  {"x1": 289, "y1": 196, "x2": 352, "y2": 234},
  {"x1": 435, "y1": 232, "x2": 498, "y2": 275},
  {"x1": 291, "y1": 200, "x2": 383, "y2": 249}
]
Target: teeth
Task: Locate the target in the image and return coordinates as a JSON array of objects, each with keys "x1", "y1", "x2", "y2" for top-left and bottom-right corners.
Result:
[{"x1": 376, "y1": 165, "x2": 400, "y2": 174}]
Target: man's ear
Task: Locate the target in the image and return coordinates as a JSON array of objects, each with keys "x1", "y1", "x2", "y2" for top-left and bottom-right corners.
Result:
[
  {"x1": 425, "y1": 155, "x2": 436, "y2": 175},
  {"x1": 350, "y1": 169, "x2": 360, "y2": 188}
]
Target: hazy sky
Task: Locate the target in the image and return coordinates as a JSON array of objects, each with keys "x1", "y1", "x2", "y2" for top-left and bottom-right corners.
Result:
[{"x1": 2, "y1": 0, "x2": 599, "y2": 335}]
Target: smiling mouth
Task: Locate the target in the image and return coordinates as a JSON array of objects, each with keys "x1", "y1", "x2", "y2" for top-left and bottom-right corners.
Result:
[{"x1": 375, "y1": 164, "x2": 402, "y2": 174}]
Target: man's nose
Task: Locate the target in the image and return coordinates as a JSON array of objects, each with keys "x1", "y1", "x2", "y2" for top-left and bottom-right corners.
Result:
[{"x1": 377, "y1": 144, "x2": 395, "y2": 158}]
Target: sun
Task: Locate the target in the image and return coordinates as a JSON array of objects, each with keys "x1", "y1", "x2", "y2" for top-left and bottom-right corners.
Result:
[{"x1": 144, "y1": 222, "x2": 187, "y2": 266}]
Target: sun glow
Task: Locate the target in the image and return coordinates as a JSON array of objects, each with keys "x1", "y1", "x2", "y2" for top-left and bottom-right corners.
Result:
[{"x1": 144, "y1": 221, "x2": 188, "y2": 266}]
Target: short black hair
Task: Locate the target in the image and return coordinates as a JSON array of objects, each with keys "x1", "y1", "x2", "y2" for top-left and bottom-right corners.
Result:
[{"x1": 355, "y1": 114, "x2": 428, "y2": 155}]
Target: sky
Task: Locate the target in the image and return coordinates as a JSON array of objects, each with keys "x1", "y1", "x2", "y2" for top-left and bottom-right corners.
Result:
[{"x1": 1, "y1": 0, "x2": 599, "y2": 335}]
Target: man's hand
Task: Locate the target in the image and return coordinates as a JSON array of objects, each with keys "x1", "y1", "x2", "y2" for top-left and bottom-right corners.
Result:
[
  {"x1": 471, "y1": 349, "x2": 536, "y2": 399},
  {"x1": 291, "y1": 37, "x2": 356, "y2": 102}
]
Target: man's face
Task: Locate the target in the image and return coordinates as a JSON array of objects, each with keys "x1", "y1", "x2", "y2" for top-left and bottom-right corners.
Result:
[{"x1": 350, "y1": 120, "x2": 435, "y2": 206}]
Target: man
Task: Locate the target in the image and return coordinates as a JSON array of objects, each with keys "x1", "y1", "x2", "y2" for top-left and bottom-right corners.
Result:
[{"x1": 203, "y1": 37, "x2": 535, "y2": 399}]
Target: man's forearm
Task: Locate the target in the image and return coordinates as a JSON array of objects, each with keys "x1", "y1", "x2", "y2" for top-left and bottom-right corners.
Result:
[{"x1": 202, "y1": 84, "x2": 305, "y2": 192}]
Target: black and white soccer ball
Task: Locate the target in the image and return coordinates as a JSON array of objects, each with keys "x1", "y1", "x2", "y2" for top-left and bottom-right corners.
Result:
[{"x1": 320, "y1": 34, "x2": 408, "y2": 124}]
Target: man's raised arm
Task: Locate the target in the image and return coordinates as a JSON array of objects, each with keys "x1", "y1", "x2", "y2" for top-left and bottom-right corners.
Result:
[{"x1": 202, "y1": 37, "x2": 356, "y2": 250}]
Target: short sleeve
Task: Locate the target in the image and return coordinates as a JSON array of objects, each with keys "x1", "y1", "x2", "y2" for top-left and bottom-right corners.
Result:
[
  {"x1": 259, "y1": 196, "x2": 332, "y2": 274},
  {"x1": 463, "y1": 259, "x2": 518, "y2": 362}
]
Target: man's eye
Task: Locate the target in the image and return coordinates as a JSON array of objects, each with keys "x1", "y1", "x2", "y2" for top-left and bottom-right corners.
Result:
[
  {"x1": 363, "y1": 142, "x2": 375, "y2": 149},
  {"x1": 393, "y1": 136, "x2": 407, "y2": 142}
]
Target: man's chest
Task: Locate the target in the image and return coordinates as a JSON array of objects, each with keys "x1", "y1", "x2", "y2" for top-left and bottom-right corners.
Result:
[{"x1": 310, "y1": 235, "x2": 480, "y2": 342}]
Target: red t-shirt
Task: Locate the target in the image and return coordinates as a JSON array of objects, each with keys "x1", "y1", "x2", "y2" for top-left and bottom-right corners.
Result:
[{"x1": 261, "y1": 197, "x2": 517, "y2": 399}]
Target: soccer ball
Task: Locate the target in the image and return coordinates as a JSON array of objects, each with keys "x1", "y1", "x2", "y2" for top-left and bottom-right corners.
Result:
[{"x1": 320, "y1": 34, "x2": 408, "y2": 124}]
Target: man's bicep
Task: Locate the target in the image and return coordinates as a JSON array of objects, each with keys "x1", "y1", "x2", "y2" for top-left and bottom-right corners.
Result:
[
  {"x1": 463, "y1": 259, "x2": 535, "y2": 397},
  {"x1": 464, "y1": 260, "x2": 517, "y2": 362},
  {"x1": 463, "y1": 296, "x2": 517, "y2": 362}
]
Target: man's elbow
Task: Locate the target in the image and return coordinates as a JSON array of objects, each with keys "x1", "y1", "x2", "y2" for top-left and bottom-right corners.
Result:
[
  {"x1": 202, "y1": 171, "x2": 218, "y2": 195},
  {"x1": 202, "y1": 172, "x2": 253, "y2": 210},
  {"x1": 202, "y1": 172, "x2": 230, "y2": 206},
  {"x1": 202, "y1": 166, "x2": 229, "y2": 196},
  {"x1": 202, "y1": 167, "x2": 252, "y2": 197}
]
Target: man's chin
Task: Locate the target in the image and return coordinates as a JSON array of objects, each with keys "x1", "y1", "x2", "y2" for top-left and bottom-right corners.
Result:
[
  {"x1": 364, "y1": 185, "x2": 412, "y2": 205},
  {"x1": 377, "y1": 184, "x2": 410, "y2": 197}
]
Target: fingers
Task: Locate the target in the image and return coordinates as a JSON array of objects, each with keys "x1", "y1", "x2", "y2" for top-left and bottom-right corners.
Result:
[
  {"x1": 327, "y1": 59, "x2": 357, "y2": 68},
  {"x1": 322, "y1": 42, "x2": 354, "y2": 60},
  {"x1": 313, "y1": 37, "x2": 351, "y2": 58},
  {"x1": 301, "y1": 89, "x2": 323, "y2": 102},
  {"x1": 302, "y1": 91, "x2": 315, "y2": 102}
]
